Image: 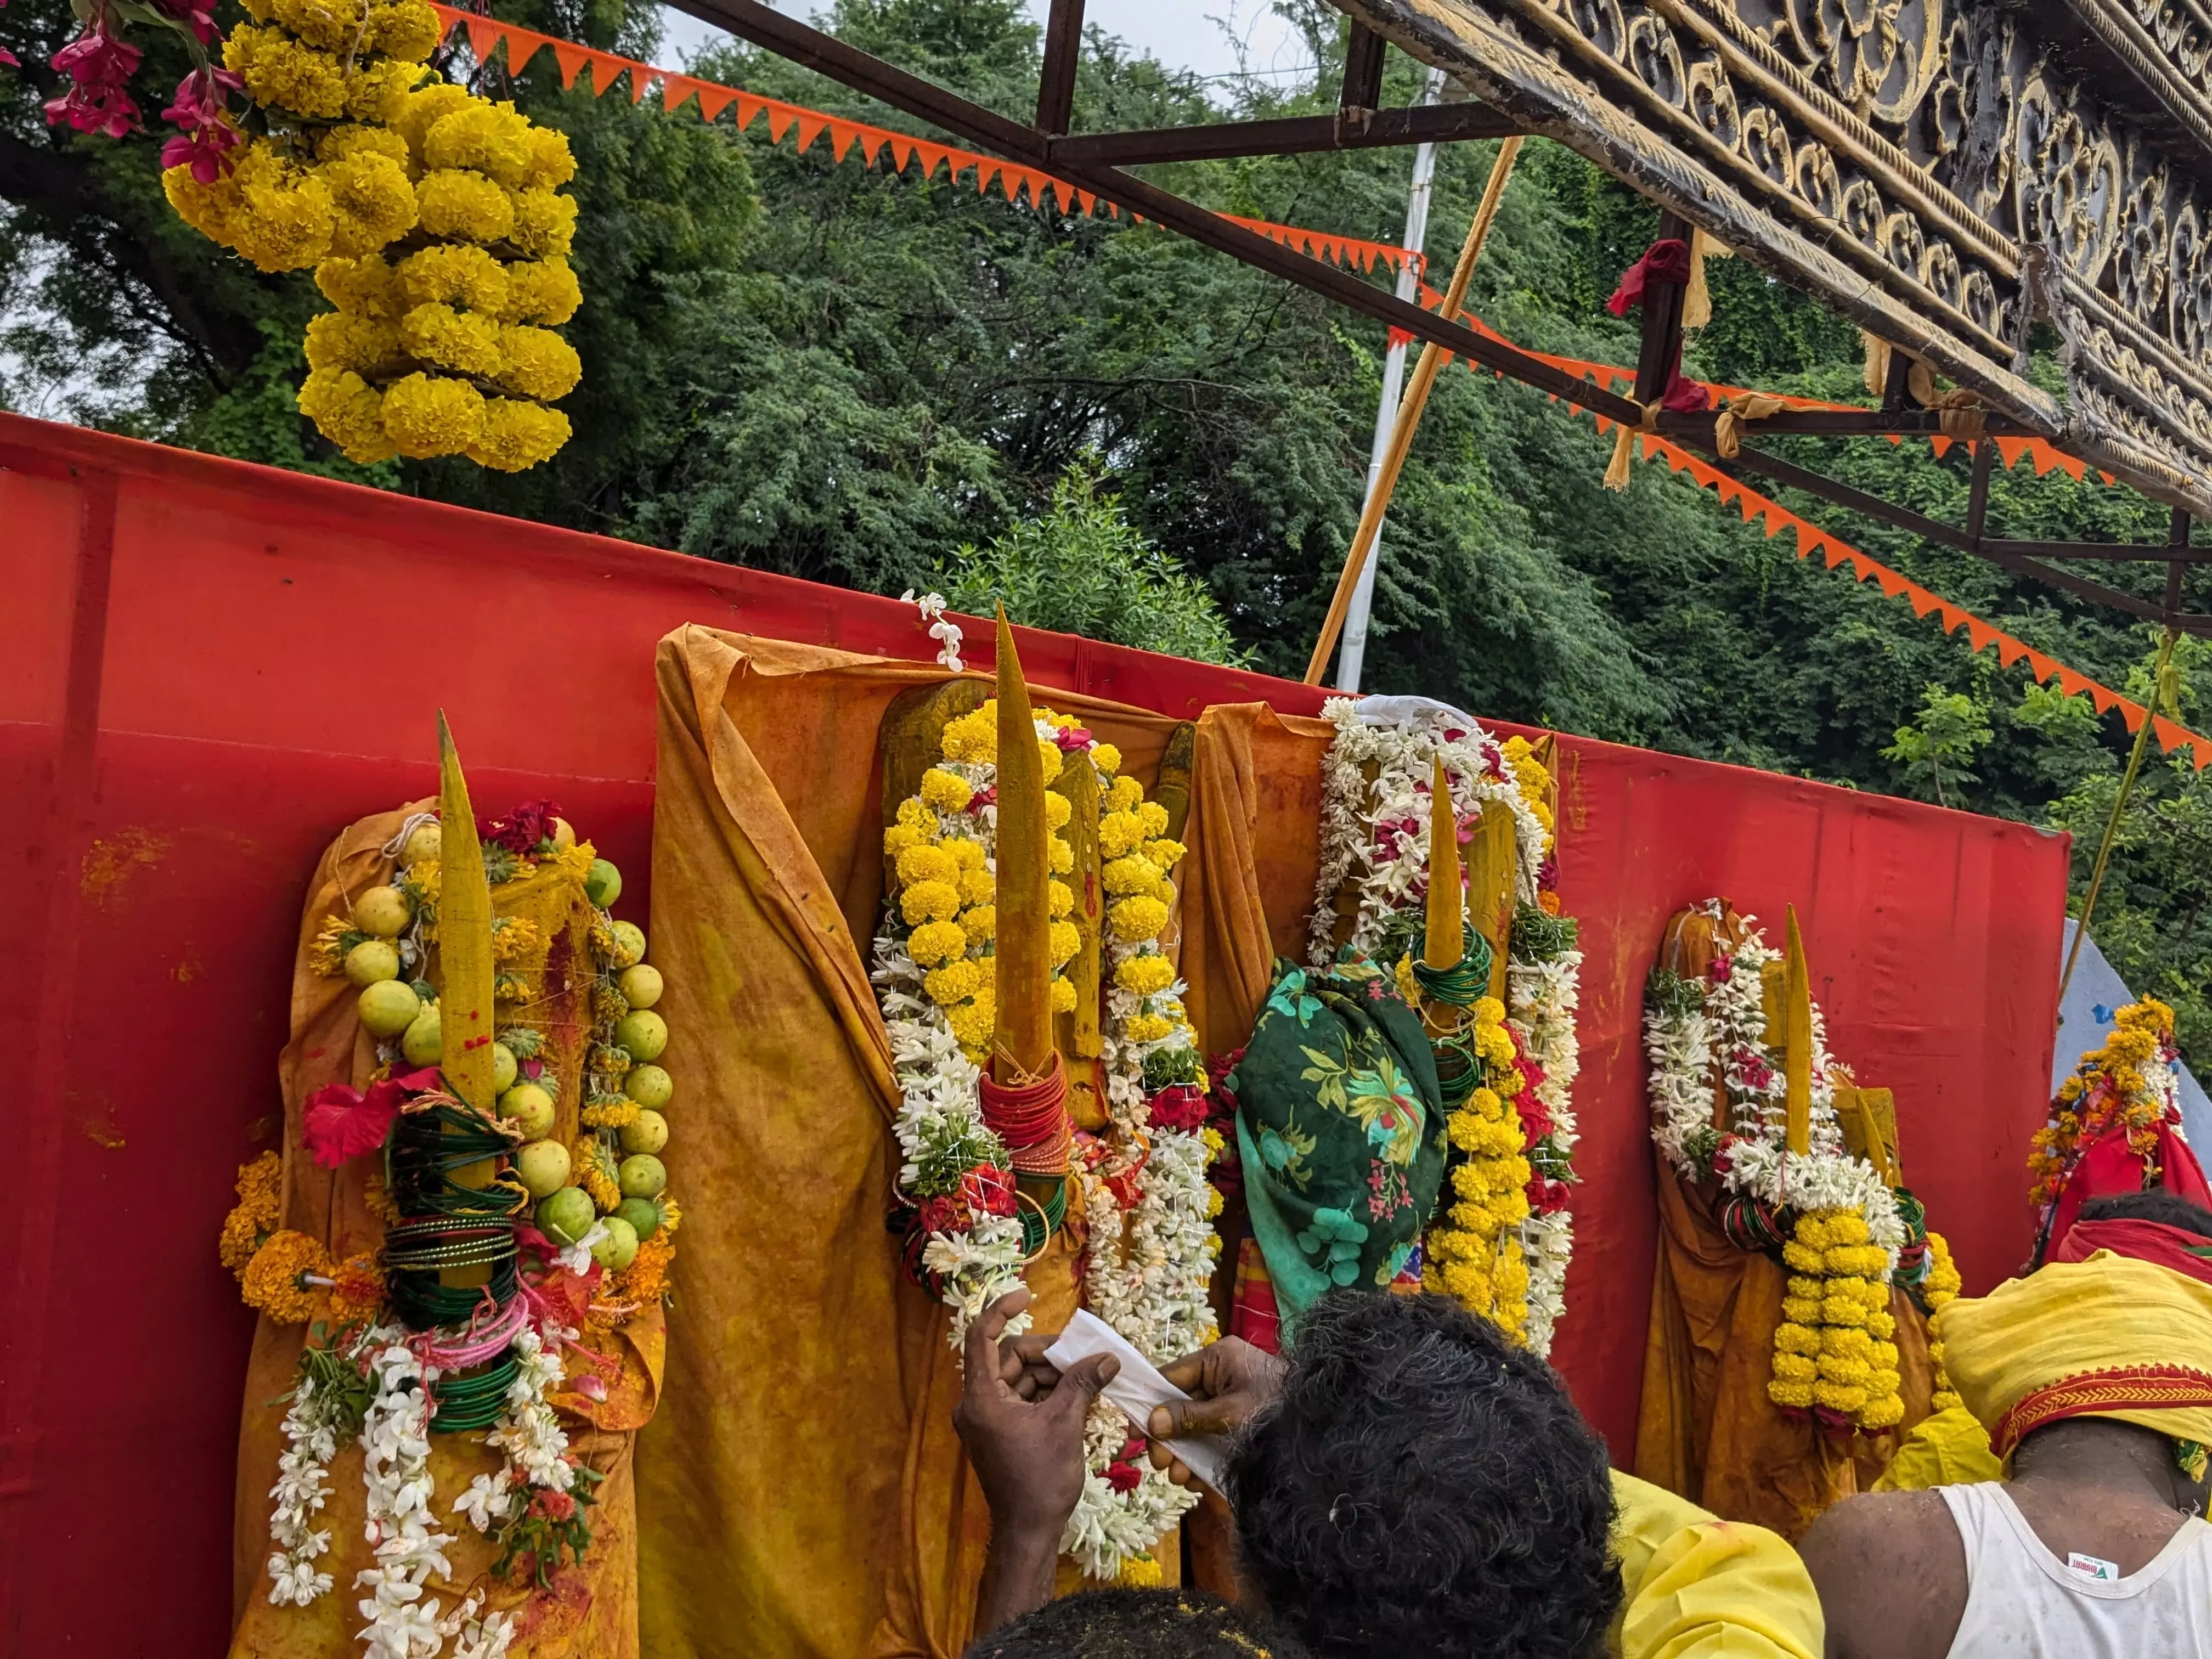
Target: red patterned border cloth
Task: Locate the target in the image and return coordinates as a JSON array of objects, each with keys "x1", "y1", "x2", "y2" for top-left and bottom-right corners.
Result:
[{"x1": 1993, "y1": 1364, "x2": 2212, "y2": 1458}]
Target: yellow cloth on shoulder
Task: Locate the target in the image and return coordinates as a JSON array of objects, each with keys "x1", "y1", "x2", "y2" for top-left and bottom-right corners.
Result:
[
  {"x1": 1939, "y1": 1251, "x2": 2212, "y2": 1459},
  {"x1": 1870, "y1": 1404, "x2": 2004, "y2": 1492},
  {"x1": 1610, "y1": 1471, "x2": 1822, "y2": 1658}
]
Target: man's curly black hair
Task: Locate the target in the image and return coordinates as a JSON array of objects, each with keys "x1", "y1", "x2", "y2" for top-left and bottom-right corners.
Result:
[
  {"x1": 964, "y1": 1587, "x2": 1307, "y2": 1657},
  {"x1": 1224, "y1": 1289, "x2": 1620, "y2": 1659}
]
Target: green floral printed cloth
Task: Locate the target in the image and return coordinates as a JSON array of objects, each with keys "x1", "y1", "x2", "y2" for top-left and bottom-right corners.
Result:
[{"x1": 1229, "y1": 956, "x2": 1447, "y2": 1328}]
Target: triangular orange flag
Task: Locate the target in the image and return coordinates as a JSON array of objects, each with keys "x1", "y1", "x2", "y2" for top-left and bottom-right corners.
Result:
[
  {"x1": 550, "y1": 41, "x2": 591, "y2": 87},
  {"x1": 1965, "y1": 617, "x2": 1997, "y2": 651},
  {"x1": 694, "y1": 84, "x2": 737, "y2": 121},
  {"x1": 793, "y1": 113, "x2": 826, "y2": 151},
  {"x1": 462, "y1": 14, "x2": 505, "y2": 63}
]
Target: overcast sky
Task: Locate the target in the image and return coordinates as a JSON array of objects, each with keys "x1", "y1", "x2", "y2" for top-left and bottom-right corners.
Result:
[{"x1": 657, "y1": 2, "x2": 1312, "y2": 87}]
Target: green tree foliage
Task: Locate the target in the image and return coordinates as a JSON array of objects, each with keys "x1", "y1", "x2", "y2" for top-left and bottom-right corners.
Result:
[
  {"x1": 1883, "y1": 683, "x2": 1995, "y2": 810},
  {"x1": 932, "y1": 461, "x2": 1248, "y2": 665},
  {"x1": 6, "y1": 0, "x2": 2210, "y2": 1056}
]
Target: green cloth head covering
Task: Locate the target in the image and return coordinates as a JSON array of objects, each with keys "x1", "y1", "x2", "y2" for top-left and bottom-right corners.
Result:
[{"x1": 1229, "y1": 957, "x2": 1447, "y2": 1329}]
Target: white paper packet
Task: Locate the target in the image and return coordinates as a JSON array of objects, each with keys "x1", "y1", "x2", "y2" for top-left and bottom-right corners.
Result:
[{"x1": 1043, "y1": 1309, "x2": 1229, "y2": 1491}]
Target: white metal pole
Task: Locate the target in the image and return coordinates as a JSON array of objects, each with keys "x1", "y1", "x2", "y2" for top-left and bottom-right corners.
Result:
[{"x1": 1336, "y1": 65, "x2": 1449, "y2": 694}]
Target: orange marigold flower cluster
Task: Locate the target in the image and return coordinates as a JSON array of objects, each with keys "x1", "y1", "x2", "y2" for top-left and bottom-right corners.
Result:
[
  {"x1": 240, "y1": 1228, "x2": 332, "y2": 1324},
  {"x1": 219, "y1": 1152, "x2": 285, "y2": 1272}
]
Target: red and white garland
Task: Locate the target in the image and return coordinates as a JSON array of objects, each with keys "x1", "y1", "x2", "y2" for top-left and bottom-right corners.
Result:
[
  {"x1": 1641, "y1": 902, "x2": 1904, "y2": 1250},
  {"x1": 1307, "y1": 696, "x2": 1582, "y2": 1357}
]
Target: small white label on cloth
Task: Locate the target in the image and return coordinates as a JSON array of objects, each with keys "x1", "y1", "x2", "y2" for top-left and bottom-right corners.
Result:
[
  {"x1": 2066, "y1": 1552, "x2": 2120, "y2": 1582},
  {"x1": 1043, "y1": 1310, "x2": 1229, "y2": 1492}
]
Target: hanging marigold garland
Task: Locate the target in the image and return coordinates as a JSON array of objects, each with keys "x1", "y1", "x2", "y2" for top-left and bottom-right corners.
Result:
[
  {"x1": 2028, "y1": 996, "x2": 2185, "y2": 1211},
  {"x1": 146, "y1": 0, "x2": 580, "y2": 470},
  {"x1": 873, "y1": 699, "x2": 1217, "y2": 1583},
  {"x1": 1307, "y1": 698, "x2": 1582, "y2": 1357}
]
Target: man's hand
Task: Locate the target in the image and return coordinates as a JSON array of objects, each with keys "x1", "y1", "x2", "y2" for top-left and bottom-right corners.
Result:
[
  {"x1": 954, "y1": 1288, "x2": 1119, "y2": 1634},
  {"x1": 1144, "y1": 1335, "x2": 1286, "y2": 1486}
]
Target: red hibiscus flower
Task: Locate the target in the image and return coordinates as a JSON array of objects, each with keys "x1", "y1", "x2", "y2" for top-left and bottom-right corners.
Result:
[
  {"x1": 302, "y1": 1066, "x2": 441, "y2": 1168},
  {"x1": 479, "y1": 798, "x2": 562, "y2": 855}
]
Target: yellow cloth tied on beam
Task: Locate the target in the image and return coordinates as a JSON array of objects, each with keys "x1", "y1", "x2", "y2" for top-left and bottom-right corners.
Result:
[
  {"x1": 1939, "y1": 1251, "x2": 2212, "y2": 1460},
  {"x1": 1605, "y1": 400, "x2": 1665, "y2": 492},
  {"x1": 1713, "y1": 394, "x2": 1786, "y2": 460}
]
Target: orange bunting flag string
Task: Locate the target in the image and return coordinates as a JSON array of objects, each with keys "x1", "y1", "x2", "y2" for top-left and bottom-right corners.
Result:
[
  {"x1": 426, "y1": 5, "x2": 1420, "y2": 277},
  {"x1": 1470, "y1": 352, "x2": 2212, "y2": 770}
]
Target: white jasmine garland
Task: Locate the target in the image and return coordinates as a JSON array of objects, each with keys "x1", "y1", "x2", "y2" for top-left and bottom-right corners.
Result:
[
  {"x1": 874, "y1": 709, "x2": 1217, "y2": 1581},
  {"x1": 356, "y1": 1329, "x2": 460, "y2": 1659},
  {"x1": 1059, "y1": 1396, "x2": 1201, "y2": 1582},
  {"x1": 1307, "y1": 697, "x2": 1582, "y2": 1358},
  {"x1": 1508, "y1": 948, "x2": 1582, "y2": 1357},
  {"x1": 267, "y1": 1368, "x2": 345, "y2": 1607},
  {"x1": 1641, "y1": 904, "x2": 1905, "y2": 1261}
]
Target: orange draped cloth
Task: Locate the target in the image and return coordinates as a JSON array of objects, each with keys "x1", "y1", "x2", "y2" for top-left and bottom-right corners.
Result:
[{"x1": 635, "y1": 629, "x2": 1327, "y2": 1659}]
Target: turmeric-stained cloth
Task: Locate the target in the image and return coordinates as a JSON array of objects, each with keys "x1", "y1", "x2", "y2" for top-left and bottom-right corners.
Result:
[
  {"x1": 1610, "y1": 1471, "x2": 1823, "y2": 1658},
  {"x1": 638, "y1": 627, "x2": 1258, "y2": 1659},
  {"x1": 229, "y1": 805, "x2": 658, "y2": 1658},
  {"x1": 1870, "y1": 1406, "x2": 2004, "y2": 1492}
]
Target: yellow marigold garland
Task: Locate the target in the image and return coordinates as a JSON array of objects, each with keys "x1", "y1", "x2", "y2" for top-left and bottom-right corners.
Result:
[
  {"x1": 1769, "y1": 1209, "x2": 1904, "y2": 1430},
  {"x1": 1922, "y1": 1229, "x2": 1965, "y2": 1413},
  {"x1": 1425, "y1": 997, "x2": 1534, "y2": 1340},
  {"x1": 240, "y1": 1228, "x2": 333, "y2": 1324},
  {"x1": 162, "y1": 1, "x2": 580, "y2": 471},
  {"x1": 219, "y1": 1150, "x2": 285, "y2": 1270}
]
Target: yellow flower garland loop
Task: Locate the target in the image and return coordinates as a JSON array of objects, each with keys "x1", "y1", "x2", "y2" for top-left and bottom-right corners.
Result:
[
  {"x1": 1768, "y1": 1208, "x2": 1904, "y2": 1430},
  {"x1": 162, "y1": 2, "x2": 581, "y2": 471}
]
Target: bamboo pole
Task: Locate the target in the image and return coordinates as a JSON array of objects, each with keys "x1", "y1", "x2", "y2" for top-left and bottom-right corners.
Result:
[{"x1": 1304, "y1": 135, "x2": 1524, "y2": 686}]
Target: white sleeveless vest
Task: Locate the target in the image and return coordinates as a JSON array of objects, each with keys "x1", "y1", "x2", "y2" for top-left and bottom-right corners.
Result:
[{"x1": 1939, "y1": 1481, "x2": 2212, "y2": 1657}]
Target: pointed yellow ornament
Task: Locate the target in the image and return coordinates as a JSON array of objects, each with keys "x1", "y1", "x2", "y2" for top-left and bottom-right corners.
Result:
[
  {"x1": 1465, "y1": 794, "x2": 1517, "y2": 1003},
  {"x1": 991, "y1": 608, "x2": 1053, "y2": 1081},
  {"x1": 1784, "y1": 904, "x2": 1814, "y2": 1157},
  {"x1": 436, "y1": 712, "x2": 498, "y2": 1113},
  {"x1": 1424, "y1": 758, "x2": 1464, "y2": 970}
]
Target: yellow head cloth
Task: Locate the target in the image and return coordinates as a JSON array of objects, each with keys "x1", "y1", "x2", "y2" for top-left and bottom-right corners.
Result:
[{"x1": 1939, "y1": 1251, "x2": 2212, "y2": 1460}]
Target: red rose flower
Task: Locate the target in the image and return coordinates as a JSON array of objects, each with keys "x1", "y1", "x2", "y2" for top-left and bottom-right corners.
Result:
[{"x1": 1104, "y1": 1460, "x2": 1143, "y2": 1494}]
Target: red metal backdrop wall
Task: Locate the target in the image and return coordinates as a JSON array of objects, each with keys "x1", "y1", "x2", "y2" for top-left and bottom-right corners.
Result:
[{"x1": 0, "y1": 413, "x2": 2064, "y2": 1653}]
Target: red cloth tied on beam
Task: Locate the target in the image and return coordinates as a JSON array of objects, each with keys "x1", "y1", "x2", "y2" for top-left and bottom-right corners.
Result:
[
  {"x1": 1603, "y1": 237, "x2": 1712, "y2": 414},
  {"x1": 2052, "y1": 1218, "x2": 2212, "y2": 1287},
  {"x1": 1608, "y1": 237, "x2": 1694, "y2": 318}
]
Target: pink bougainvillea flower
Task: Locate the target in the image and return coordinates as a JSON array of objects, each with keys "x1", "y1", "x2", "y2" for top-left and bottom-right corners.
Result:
[
  {"x1": 150, "y1": 0, "x2": 218, "y2": 42},
  {"x1": 44, "y1": 27, "x2": 143, "y2": 138},
  {"x1": 160, "y1": 120, "x2": 241, "y2": 183}
]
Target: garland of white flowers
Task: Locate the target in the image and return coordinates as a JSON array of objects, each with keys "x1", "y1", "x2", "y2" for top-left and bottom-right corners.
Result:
[
  {"x1": 1641, "y1": 902, "x2": 1905, "y2": 1259},
  {"x1": 872, "y1": 701, "x2": 1210, "y2": 1581},
  {"x1": 268, "y1": 1369, "x2": 345, "y2": 1607},
  {"x1": 454, "y1": 1324, "x2": 576, "y2": 1534},
  {"x1": 1306, "y1": 696, "x2": 1582, "y2": 1359},
  {"x1": 357, "y1": 1332, "x2": 462, "y2": 1659}
]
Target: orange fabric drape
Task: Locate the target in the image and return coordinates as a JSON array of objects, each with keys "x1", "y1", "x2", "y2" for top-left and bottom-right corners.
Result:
[
  {"x1": 1180, "y1": 702, "x2": 1336, "y2": 1054},
  {"x1": 228, "y1": 805, "x2": 658, "y2": 1658},
  {"x1": 638, "y1": 627, "x2": 1293, "y2": 1658},
  {"x1": 1634, "y1": 1173, "x2": 1859, "y2": 1539}
]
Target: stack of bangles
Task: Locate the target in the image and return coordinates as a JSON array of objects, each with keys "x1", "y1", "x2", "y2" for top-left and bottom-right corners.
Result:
[
  {"x1": 385, "y1": 1216, "x2": 521, "y2": 1331},
  {"x1": 1414, "y1": 946, "x2": 1493, "y2": 1111},
  {"x1": 980, "y1": 1049, "x2": 1074, "y2": 1178}
]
